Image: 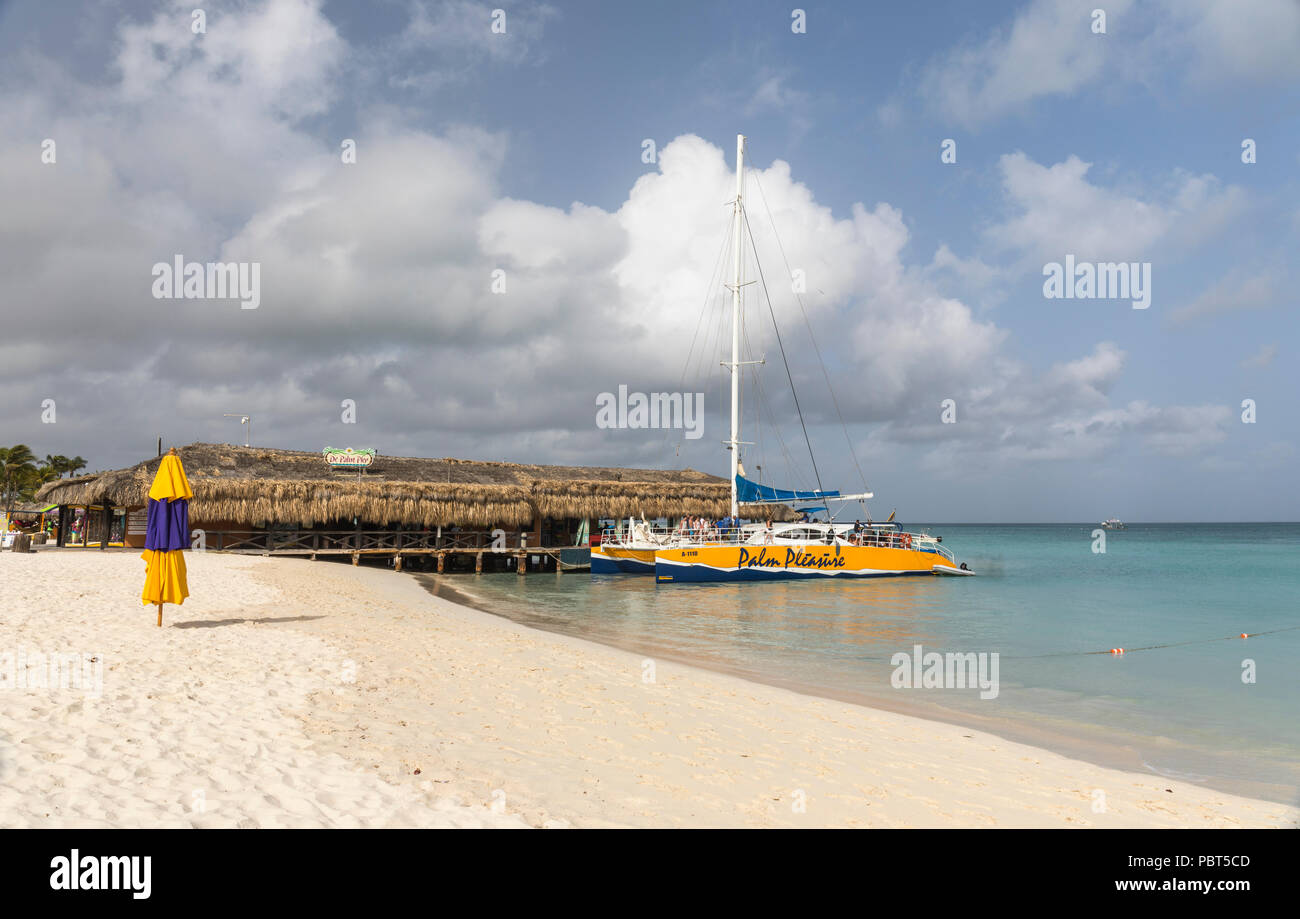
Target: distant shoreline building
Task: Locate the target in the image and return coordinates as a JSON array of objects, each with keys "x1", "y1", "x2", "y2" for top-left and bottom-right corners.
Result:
[{"x1": 35, "y1": 442, "x2": 732, "y2": 572}]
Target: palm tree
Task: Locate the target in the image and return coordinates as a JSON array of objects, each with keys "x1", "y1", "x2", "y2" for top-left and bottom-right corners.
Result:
[
  {"x1": 66, "y1": 456, "x2": 88, "y2": 478},
  {"x1": 17, "y1": 464, "x2": 58, "y2": 503},
  {"x1": 44, "y1": 454, "x2": 69, "y2": 478},
  {"x1": 1, "y1": 445, "x2": 37, "y2": 517}
]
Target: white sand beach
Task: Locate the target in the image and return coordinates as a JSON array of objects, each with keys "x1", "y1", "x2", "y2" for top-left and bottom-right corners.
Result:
[{"x1": 1, "y1": 550, "x2": 1294, "y2": 828}]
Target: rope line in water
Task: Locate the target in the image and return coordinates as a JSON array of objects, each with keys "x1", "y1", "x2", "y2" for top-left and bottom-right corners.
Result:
[
  {"x1": 841, "y1": 624, "x2": 1300, "y2": 662},
  {"x1": 1000, "y1": 624, "x2": 1300, "y2": 660}
]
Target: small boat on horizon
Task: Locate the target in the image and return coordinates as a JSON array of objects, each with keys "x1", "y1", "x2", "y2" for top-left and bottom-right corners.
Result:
[{"x1": 1103, "y1": 517, "x2": 1126, "y2": 530}]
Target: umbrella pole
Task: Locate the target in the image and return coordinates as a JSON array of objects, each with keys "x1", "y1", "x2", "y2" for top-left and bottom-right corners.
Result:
[{"x1": 157, "y1": 601, "x2": 163, "y2": 627}]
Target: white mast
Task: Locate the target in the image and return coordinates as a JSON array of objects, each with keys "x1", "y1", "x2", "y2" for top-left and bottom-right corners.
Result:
[{"x1": 728, "y1": 134, "x2": 745, "y2": 519}]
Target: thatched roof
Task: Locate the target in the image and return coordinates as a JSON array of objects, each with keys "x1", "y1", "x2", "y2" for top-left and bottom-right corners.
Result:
[{"x1": 35, "y1": 443, "x2": 737, "y2": 527}]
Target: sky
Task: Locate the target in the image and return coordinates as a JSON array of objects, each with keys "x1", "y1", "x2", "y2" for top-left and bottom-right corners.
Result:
[{"x1": 0, "y1": 0, "x2": 1296, "y2": 522}]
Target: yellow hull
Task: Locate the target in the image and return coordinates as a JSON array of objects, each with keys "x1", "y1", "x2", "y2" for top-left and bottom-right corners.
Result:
[
  {"x1": 591, "y1": 545, "x2": 657, "y2": 574},
  {"x1": 654, "y1": 543, "x2": 948, "y2": 582}
]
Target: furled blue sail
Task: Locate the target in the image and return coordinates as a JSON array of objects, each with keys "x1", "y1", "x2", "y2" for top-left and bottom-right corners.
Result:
[{"x1": 735, "y1": 475, "x2": 840, "y2": 503}]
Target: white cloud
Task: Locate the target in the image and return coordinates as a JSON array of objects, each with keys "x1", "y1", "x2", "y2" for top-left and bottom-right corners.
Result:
[
  {"x1": 117, "y1": 0, "x2": 343, "y2": 117},
  {"x1": 1168, "y1": 270, "x2": 1281, "y2": 324},
  {"x1": 389, "y1": 0, "x2": 558, "y2": 90},
  {"x1": 869, "y1": 341, "x2": 1232, "y2": 466},
  {"x1": 1152, "y1": 0, "x2": 1300, "y2": 85},
  {"x1": 924, "y1": 244, "x2": 1005, "y2": 309},
  {"x1": 1242, "y1": 343, "x2": 1278, "y2": 368},
  {"x1": 745, "y1": 74, "x2": 806, "y2": 115},
  {"x1": 985, "y1": 152, "x2": 1245, "y2": 264},
  {"x1": 910, "y1": 0, "x2": 1299, "y2": 128},
  {"x1": 0, "y1": 0, "x2": 1239, "y2": 480},
  {"x1": 915, "y1": 0, "x2": 1131, "y2": 129}
]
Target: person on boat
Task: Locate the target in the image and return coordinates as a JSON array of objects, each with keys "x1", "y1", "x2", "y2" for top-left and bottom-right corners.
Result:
[{"x1": 763, "y1": 518, "x2": 774, "y2": 544}]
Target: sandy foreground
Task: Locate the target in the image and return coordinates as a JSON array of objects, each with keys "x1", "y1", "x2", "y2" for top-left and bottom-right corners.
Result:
[{"x1": 1, "y1": 551, "x2": 1294, "y2": 828}]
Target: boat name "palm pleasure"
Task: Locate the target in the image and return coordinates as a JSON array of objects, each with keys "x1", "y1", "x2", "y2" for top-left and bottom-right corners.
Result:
[{"x1": 737, "y1": 547, "x2": 847, "y2": 569}]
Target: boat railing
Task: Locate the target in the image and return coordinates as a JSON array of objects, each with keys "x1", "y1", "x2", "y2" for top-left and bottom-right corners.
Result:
[
  {"x1": 598, "y1": 526, "x2": 680, "y2": 548},
  {"x1": 599, "y1": 525, "x2": 955, "y2": 562}
]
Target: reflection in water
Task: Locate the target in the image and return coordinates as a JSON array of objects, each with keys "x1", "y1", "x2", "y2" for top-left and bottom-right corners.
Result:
[
  {"x1": 412, "y1": 524, "x2": 1300, "y2": 804},
  {"x1": 421, "y1": 573, "x2": 951, "y2": 694}
]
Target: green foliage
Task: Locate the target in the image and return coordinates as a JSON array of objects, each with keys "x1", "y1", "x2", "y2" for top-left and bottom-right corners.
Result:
[{"x1": 2, "y1": 445, "x2": 91, "y2": 509}]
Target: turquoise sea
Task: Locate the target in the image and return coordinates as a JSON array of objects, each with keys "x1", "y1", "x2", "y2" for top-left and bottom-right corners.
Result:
[{"x1": 418, "y1": 523, "x2": 1300, "y2": 805}]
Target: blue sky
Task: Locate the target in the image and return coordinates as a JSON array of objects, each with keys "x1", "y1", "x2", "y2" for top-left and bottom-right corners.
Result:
[{"x1": 1, "y1": 0, "x2": 1296, "y2": 521}]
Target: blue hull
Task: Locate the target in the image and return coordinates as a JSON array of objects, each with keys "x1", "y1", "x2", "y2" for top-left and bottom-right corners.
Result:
[
  {"x1": 591, "y1": 554, "x2": 656, "y2": 575},
  {"x1": 654, "y1": 562, "x2": 937, "y2": 583}
]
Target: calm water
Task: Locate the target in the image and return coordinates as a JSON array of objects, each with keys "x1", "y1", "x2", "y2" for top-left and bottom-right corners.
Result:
[{"x1": 417, "y1": 524, "x2": 1300, "y2": 804}]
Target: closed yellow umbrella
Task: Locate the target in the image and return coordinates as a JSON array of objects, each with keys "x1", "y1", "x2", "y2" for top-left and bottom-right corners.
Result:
[{"x1": 141, "y1": 448, "x2": 193, "y2": 626}]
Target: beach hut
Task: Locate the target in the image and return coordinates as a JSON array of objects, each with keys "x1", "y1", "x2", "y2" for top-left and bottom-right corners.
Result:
[
  {"x1": 2, "y1": 502, "x2": 60, "y2": 547},
  {"x1": 35, "y1": 443, "x2": 738, "y2": 572}
]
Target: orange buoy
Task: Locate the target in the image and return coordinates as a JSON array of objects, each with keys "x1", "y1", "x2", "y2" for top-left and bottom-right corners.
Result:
[{"x1": 1240, "y1": 633, "x2": 1248, "y2": 639}]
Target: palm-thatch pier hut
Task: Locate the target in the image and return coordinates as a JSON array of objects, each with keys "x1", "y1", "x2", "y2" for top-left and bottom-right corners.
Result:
[{"x1": 35, "y1": 443, "x2": 731, "y2": 573}]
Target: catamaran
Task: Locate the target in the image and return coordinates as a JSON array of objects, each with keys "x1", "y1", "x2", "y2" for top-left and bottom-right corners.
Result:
[
  {"x1": 591, "y1": 517, "x2": 670, "y2": 574},
  {"x1": 596, "y1": 134, "x2": 973, "y2": 582}
]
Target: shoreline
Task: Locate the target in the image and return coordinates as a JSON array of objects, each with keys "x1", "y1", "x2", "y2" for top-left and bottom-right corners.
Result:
[
  {"x1": 417, "y1": 574, "x2": 1299, "y2": 807},
  {"x1": 260, "y1": 557, "x2": 1298, "y2": 826},
  {"x1": 3, "y1": 551, "x2": 1295, "y2": 828}
]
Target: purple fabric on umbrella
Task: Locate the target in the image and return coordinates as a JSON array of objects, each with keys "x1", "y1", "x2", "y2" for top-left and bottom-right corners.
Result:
[{"x1": 144, "y1": 497, "x2": 189, "y2": 551}]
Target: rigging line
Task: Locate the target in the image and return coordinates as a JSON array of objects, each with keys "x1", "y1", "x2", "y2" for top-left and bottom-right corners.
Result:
[
  {"x1": 741, "y1": 321, "x2": 772, "y2": 488},
  {"x1": 706, "y1": 232, "x2": 735, "y2": 383},
  {"x1": 747, "y1": 303, "x2": 810, "y2": 496},
  {"x1": 707, "y1": 266, "x2": 731, "y2": 394},
  {"x1": 743, "y1": 206, "x2": 825, "y2": 495},
  {"x1": 748, "y1": 161, "x2": 872, "y2": 497},
  {"x1": 753, "y1": 361, "x2": 810, "y2": 492},
  {"x1": 679, "y1": 236, "x2": 733, "y2": 457},
  {"x1": 679, "y1": 219, "x2": 732, "y2": 396},
  {"x1": 679, "y1": 219, "x2": 733, "y2": 395},
  {"x1": 743, "y1": 316, "x2": 807, "y2": 491},
  {"x1": 741, "y1": 325, "x2": 763, "y2": 475},
  {"x1": 661, "y1": 216, "x2": 732, "y2": 460}
]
